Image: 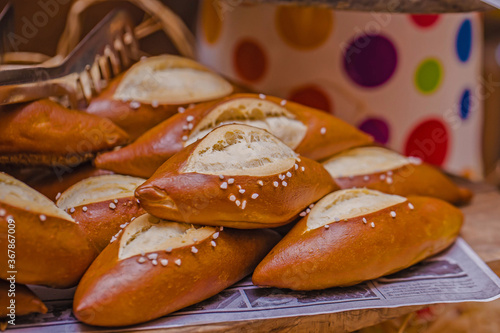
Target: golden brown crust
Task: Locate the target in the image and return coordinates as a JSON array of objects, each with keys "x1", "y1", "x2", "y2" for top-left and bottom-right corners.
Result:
[
  {"x1": 94, "y1": 101, "x2": 217, "y2": 178},
  {"x1": 69, "y1": 197, "x2": 144, "y2": 253},
  {"x1": 0, "y1": 164, "x2": 114, "y2": 202},
  {"x1": 135, "y1": 133, "x2": 337, "y2": 228},
  {"x1": 0, "y1": 99, "x2": 129, "y2": 167},
  {"x1": 85, "y1": 75, "x2": 181, "y2": 141},
  {"x1": 21, "y1": 164, "x2": 114, "y2": 202},
  {"x1": 73, "y1": 227, "x2": 280, "y2": 327},
  {"x1": 56, "y1": 175, "x2": 146, "y2": 252},
  {"x1": 333, "y1": 163, "x2": 472, "y2": 205},
  {"x1": 252, "y1": 196, "x2": 463, "y2": 290},
  {"x1": 0, "y1": 280, "x2": 47, "y2": 317},
  {"x1": 0, "y1": 204, "x2": 97, "y2": 288},
  {"x1": 95, "y1": 93, "x2": 373, "y2": 178},
  {"x1": 86, "y1": 56, "x2": 233, "y2": 140},
  {"x1": 282, "y1": 96, "x2": 374, "y2": 160}
]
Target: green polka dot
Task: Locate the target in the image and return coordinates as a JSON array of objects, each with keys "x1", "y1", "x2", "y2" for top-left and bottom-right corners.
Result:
[{"x1": 415, "y1": 59, "x2": 443, "y2": 94}]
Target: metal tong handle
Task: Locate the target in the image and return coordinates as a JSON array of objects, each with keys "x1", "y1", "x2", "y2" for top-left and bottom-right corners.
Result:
[{"x1": 0, "y1": 9, "x2": 139, "y2": 109}]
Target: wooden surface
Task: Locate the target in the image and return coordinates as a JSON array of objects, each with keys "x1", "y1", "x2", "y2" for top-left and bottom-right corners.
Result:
[
  {"x1": 143, "y1": 182, "x2": 500, "y2": 333},
  {"x1": 138, "y1": 306, "x2": 425, "y2": 333},
  {"x1": 461, "y1": 182, "x2": 500, "y2": 275}
]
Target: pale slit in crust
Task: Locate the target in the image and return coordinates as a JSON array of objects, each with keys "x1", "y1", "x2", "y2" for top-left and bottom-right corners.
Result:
[
  {"x1": 322, "y1": 147, "x2": 411, "y2": 178},
  {"x1": 57, "y1": 175, "x2": 145, "y2": 210},
  {"x1": 113, "y1": 55, "x2": 233, "y2": 105},
  {"x1": 0, "y1": 172, "x2": 74, "y2": 221},
  {"x1": 307, "y1": 189, "x2": 406, "y2": 230},
  {"x1": 118, "y1": 214, "x2": 216, "y2": 260},
  {"x1": 185, "y1": 98, "x2": 307, "y2": 148},
  {"x1": 182, "y1": 124, "x2": 298, "y2": 176}
]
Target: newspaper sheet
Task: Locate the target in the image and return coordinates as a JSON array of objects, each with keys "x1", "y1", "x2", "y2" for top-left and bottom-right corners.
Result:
[
  {"x1": 482, "y1": 0, "x2": 500, "y2": 10},
  {"x1": 8, "y1": 238, "x2": 500, "y2": 332}
]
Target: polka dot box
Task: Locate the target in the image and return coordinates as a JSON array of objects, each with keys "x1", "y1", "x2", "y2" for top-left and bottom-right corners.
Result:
[{"x1": 197, "y1": 2, "x2": 484, "y2": 180}]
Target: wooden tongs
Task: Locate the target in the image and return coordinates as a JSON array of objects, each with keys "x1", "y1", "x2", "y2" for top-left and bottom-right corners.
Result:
[{"x1": 0, "y1": 9, "x2": 139, "y2": 109}]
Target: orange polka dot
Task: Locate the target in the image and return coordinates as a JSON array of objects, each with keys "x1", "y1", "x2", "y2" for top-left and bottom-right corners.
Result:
[
  {"x1": 200, "y1": 0, "x2": 222, "y2": 44},
  {"x1": 233, "y1": 39, "x2": 267, "y2": 82},
  {"x1": 288, "y1": 85, "x2": 332, "y2": 113},
  {"x1": 275, "y1": 6, "x2": 333, "y2": 50}
]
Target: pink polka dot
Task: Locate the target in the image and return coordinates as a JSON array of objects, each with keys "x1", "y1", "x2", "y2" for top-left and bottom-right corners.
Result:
[
  {"x1": 410, "y1": 14, "x2": 440, "y2": 28},
  {"x1": 404, "y1": 119, "x2": 449, "y2": 167},
  {"x1": 288, "y1": 85, "x2": 332, "y2": 113}
]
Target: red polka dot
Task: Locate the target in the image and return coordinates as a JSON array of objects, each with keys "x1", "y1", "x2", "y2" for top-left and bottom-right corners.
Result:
[
  {"x1": 233, "y1": 39, "x2": 267, "y2": 82},
  {"x1": 288, "y1": 85, "x2": 332, "y2": 113},
  {"x1": 404, "y1": 119, "x2": 449, "y2": 167},
  {"x1": 410, "y1": 14, "x2": 440, "y2": 28}
]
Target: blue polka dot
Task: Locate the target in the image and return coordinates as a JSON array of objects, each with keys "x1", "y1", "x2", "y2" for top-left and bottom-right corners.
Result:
[
  {"x1": 456, "y1": 19, "x2": 472, "y2": 63},
  {"x1": 460, "y1": 89, "x2": 471, "y2": 120}
]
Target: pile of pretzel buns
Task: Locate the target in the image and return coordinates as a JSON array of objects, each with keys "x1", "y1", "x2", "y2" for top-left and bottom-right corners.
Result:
[{"x1": 0, "y1": 55, "x2": 471, "y2": 328}]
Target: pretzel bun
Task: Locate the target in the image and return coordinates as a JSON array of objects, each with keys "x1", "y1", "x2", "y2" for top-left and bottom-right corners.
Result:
[
  {"x1": 0, "y1": 280, "x2": 47, "y2": 317},
  {"x1": 57, "y1": 175, "x2": 146, "y2": 252},
  {"x1": 253, "y1": 189, "x2": 463, "y2": 290},
  {"x1": 0, "y1": 173, "x2": 96, "y2": 288},
  {"x1": 73, "y1": 214, "x2": 280, "y2": 327},
  {"x1": 96, "y1": 93, "x2": 373, "y2": 178},
  {"x1": 86, "y1": 55, "x2": 233, "y2": 140},
  {"x1": 135, "y1": 124, "x2": 337, "y2": 228},
  {"x1": 5, "y1": 164, "x2": 113, "y2": 202},
  {"x1": 322, "y1": 147, "x2": 472, "y2": 205},
  {"x1": 0, "y1": 99, "x2": 129, "y2": 167}
]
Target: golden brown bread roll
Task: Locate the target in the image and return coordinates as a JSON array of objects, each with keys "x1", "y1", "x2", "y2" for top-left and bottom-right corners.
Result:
[
  {"x1": 73, "y1": 213, "x2": 280, "y2": 327},
  {"x1": 1, "y1": 164, "x2": 114, "y2": 202},
  {"x1": 322, "y1": 147, "x2": 472, "y2": 205},
  {"x1": 0, "y1": 99, "x2": 129, "y2": 167},
  {"x1": 0, "y1": 280, "x2": 47, "y2": 318},
  {"x1": 57, "y1": 175, "x2": 146, "y2": 252},
  {"x1": 86, "y1": 55, "x2": 233, "y2": 140},
  {"x1": 96, "y1": 93, "x2": 374, "y2": 178},
  {"x1": 252, "y1": 189, "x2": 463, "y2": 290},
  {"x1": 135, "y1": 124, "x2": 338, "y2": 228},
  {"x1": 0, "y1": 173, "x2": 97, "y2": 288}
]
